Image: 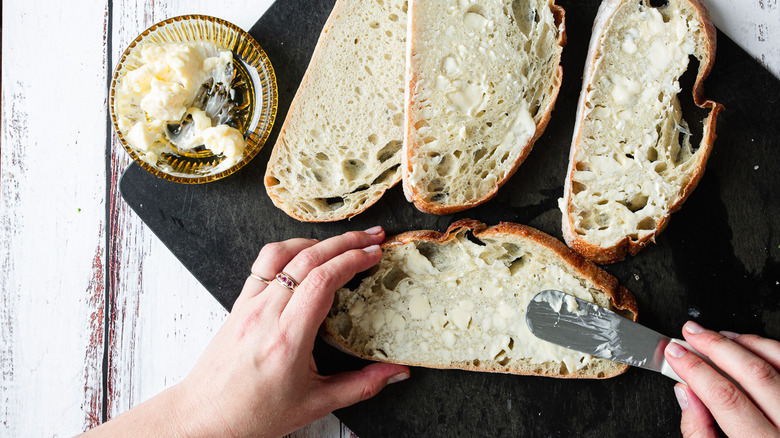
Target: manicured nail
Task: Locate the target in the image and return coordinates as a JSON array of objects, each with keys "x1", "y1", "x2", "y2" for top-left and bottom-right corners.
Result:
[
  {"x1": 720, "y1": 330, "x2": 740, "y2": 340},
  {"x1": 387, "y1": 373, "x2": 409, "y2": 385},
  {"x1": 674, "y1": 386, "x2": 689, "y2": 411},
  {"x1": 364, "y1": 226, "x2": 383, "y2": 235},
  {"x1": 362, "y1": 245, "x2": 381, "y2": 254},
  {"x1": 667, "y1": 342, "x2": 688, "y2": 358},
  {"x1": 684, "y1": 321, "x2": 705, "y2": 334}
]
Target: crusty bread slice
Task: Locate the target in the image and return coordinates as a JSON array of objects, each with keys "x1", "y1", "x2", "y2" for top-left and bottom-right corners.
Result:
[
  {"x1": 561, "y1": 0, "x2": 724, "y2": 264},
  {"x1": 402, "y1": 1, "x2": 566, "y2": 214},
  {"x1": 323, "y1": 220, "x2": 638, "y2": 378},
  {"x1": 264, "y1": 0, "x2": 408, "y2": 222}
]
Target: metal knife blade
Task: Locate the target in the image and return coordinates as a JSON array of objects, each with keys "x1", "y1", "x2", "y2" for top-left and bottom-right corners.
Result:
[{"x1": 525, "y1": 289, "x2": 734, "y2": 385}]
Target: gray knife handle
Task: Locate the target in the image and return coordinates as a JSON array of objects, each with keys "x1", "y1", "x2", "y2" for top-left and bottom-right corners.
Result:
[{"x1": 660, "y1": 339, "x2": 743, "y2": 392}]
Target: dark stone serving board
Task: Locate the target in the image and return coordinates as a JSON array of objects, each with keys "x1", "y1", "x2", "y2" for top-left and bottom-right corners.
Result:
[{"x1": 119, "y1": 0, "x2": 780, "y2": 436}]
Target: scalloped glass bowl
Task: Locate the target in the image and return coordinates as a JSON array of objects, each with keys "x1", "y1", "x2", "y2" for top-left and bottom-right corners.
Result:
[{"x1": 110, "y1": 15, "x2": 278, "y2": 184}]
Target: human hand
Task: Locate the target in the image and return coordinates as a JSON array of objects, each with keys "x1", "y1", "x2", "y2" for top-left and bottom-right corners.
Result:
[
  {"x1": 664, "y1": 321, "x2": 780, "y2": 438},
  {"x1": 175, "y1": 227, "x2": 410, "y2": 437}
]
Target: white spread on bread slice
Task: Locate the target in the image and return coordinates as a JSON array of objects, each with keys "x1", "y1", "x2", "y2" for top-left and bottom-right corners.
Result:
[
  {"x1": 264, "y1": 0, "x2": 408, "y2": 222},
  {"x1": 324, "y1": 220, "x2": 638, "y2": 378},
  {"x1": 403, "y1": 0, "x2": 566, "y2": 214},
  {"x1": 561, "y1": 0, "x2": 723, "y2": 264}
]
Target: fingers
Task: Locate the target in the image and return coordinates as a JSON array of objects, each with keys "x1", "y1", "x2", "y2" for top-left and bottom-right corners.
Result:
[
  {"x1": 279, "y1": 227, "x2": 385, "y2": 295},
  {"x1": 676, "y1": 384, "x2": 719, "y2": 438},
  {"x1": 721, "y1": 331, "x2": 780, "y2": 370},
  {"x1": 665, "y1": 323, "x2": 779, "y2": 437},
  {"x1": 251, "y1": 238, "x2": 321, "y2": 284},
  {"x1": 234, "y1": 238, "x2": 318, "y2": 307},
  {"x1": 281, "y1": 244, "x2": 383, "y2": 345},
  {"x1": 680, "y1": 321, "x2": 780, "y2": 427},
  {"x1": 317, "y1": 363, "x2": 410, "y2": 411},
  {"x1": 265, "y1": 227, "x2": 385, "y2": 317}
]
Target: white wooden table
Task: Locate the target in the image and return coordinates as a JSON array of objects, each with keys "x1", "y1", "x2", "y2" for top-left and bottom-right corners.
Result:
[{"x1": 1, "y1": 1, "x2": 778, "y2": 436}]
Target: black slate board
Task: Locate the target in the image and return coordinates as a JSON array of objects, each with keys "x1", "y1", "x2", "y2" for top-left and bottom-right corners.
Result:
[{"x1": 119, "y1": 1, "x2": 780, "y2": 436}]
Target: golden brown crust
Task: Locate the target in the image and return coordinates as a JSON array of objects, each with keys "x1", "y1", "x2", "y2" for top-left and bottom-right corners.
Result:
[
  {"x1": 264, "y1": 0, "x2": 341, "y2": 222},
  {"x1": 323, "y1": 219, "x2": 639, "y2": 379},
  {"x1": 562, "y1": 0, "x2": 724, "y2": 264},
  {"x1": 401, "y1": 0, "x2": 423, "y2": 206},
  {"x1": 667, "y1": 0, "x2": 724, "y2": 213},
  {"x1": 403, "y1": 1, "x2": 567, "y2": 215},
  {"x1": 264, "y1": 0, "x2": 403, "y2": 223}
]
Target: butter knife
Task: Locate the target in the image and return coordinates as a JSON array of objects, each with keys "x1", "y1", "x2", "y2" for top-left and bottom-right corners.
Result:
[{"x1": 526, "y1": 289, "x2": 735, "y2": 386}]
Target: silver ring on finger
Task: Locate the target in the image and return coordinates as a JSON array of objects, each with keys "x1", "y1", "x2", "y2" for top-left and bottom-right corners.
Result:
[{"x1": 275, "y1": 271, "x2": 299, "y2": 292}]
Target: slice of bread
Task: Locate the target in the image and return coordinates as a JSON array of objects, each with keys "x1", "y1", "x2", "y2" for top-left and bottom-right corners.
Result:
[
  {"x1": 264, "y1": 0, "x2": 408, "y2": 222},
  {"x1": 323, "y1": 220, "x2": 638, "y2": 378},
  {"x1": 402, "y1": 1, "x2": 566, "y2": 214},
  {"x1": 561, "y1": 0, "x2": 724, "y2": 264}
]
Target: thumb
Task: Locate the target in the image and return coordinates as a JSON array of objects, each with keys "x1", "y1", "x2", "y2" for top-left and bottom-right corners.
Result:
[
  {"x1": 676, "y1": 384, "x2": 719, "y2": 438},
  {"x1": 319, "y1": 363, "x2": 410, "y2": 410}
]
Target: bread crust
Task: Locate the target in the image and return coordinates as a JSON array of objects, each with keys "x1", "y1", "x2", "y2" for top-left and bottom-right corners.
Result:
[
  {"x1": 264, "y1": 0, "x2": 404, "y2": 223},
  {"x1": 322, "y1": 219, "x2": 639, "y2": 379},
  {"x1": 402, "y1": 1, "x2": 567, "y2": 215},
  {"x1": 561, "y1": 0, "x2": 724, "y2": 264}
]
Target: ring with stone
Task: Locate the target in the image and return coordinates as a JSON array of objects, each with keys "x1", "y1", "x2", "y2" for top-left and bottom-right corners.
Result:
[{"x1": 275, "y1": 271, "x2": 298, "y2": 292}]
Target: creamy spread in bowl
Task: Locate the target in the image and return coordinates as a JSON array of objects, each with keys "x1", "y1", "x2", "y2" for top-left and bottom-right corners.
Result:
[
  {"x1": 110, "y1": 15, "x2": 277, "y2": 183},
  {"x1": 115, "y1": 42, "x2": 246, "y2": 171}
]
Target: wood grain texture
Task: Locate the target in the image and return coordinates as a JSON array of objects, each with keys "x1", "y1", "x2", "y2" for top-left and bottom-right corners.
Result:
[
  {"x1": 0, "y1": 0, "x2": 109, "y2": 435},
  {"x1": 285, "y1": 421, "x2": 357, "y2": 438},
  {"x1": 703, "y1": 0, "x2": 780, "y2": 78},
  {"x1": 105, "y1": 1, "x2": 346, "y2": 436},
  {"x1": 105, "y1": 0, "x2": 257, "y2": 416}
]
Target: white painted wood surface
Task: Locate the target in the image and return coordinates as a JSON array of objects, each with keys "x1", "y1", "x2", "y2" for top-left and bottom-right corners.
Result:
[
  {"x1": 1, "y1": 0, "x2": 109, "y2": 435},
  {"x1": 1, "y1": 1, "x2": 777, "y2": 436},
  {"x1": 704, "y1": 0, "x2": 780, "y2": 79},
  {"x1": 105, "y1": 0, "x2": 261, "y2": 418},
  {"x1": 105, "y1": 1, "x2": 348, "y2": 437}
]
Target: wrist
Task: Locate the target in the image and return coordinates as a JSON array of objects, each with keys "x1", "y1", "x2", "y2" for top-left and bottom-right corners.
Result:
[
  {"x1": 165, "y1": 382, "x2": 199, "y2": 437},
  {"x1": 79, "y1": 381, "x2": 203, "y2": 437},
  {"x1": 173, "y1": 377, "x2": 238, "y2": 438}
]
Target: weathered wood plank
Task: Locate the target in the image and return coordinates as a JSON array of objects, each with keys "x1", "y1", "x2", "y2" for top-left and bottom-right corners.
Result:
[
  {"x1": 704, "y1": 0, "x2": 780, "y2": 78},
  {"x1": 0, "y1": 0, "x2": 109, "y2": 435},
  {"x1": 106, "y1": 1, "x2": 347, "y2": 436},
  {"x1": 105, "y1": 0, "x2": 229, "y2": 419},
  {"x1": 286, "y1": 419, "x2": 357, "y2": 438}
]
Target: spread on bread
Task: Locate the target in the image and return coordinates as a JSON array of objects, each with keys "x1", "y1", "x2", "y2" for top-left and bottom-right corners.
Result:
[
  {"x1": 324, "y1": 220, "x2": 638, "y2": 378},
  {"x1": 403, "y1": 0, "x2": 566, "y2": 214},
  {"x1": 561, "y1": 0, "x2": 723, "y2": 264}
]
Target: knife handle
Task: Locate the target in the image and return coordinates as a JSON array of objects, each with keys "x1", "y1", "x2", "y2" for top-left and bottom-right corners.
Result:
[{"x1": 660, "y1": 339, "x2": 743, "y2": 392}]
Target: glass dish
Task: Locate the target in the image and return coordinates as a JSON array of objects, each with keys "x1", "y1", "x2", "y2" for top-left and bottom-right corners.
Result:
[{"x1": 109, "y1": 15, "x2": 278, "y2": 184}]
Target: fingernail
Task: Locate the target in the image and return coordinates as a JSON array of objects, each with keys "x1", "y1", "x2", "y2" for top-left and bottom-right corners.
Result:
[
  {"x1": 720, "y1": 330, "x2": 740, "y2": 340},
  {"x1": 667, "y1": 342, "x2": 688, "y2": 358},
  {"x1": 674, "y1": 386, "x2": 689, "y2": 411},
  {"x1": 387, "y1": 373, "x2": 409, "y2": 385},
  {"x1": 364, "y1": 226, "x2": 383, "y2": 235},
  {"x1": 362, "y1": 245, "x2": 381, "y2": 254},
  {"x1": 684, "y1": 320, "x2": 705, "y2": 334}
]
